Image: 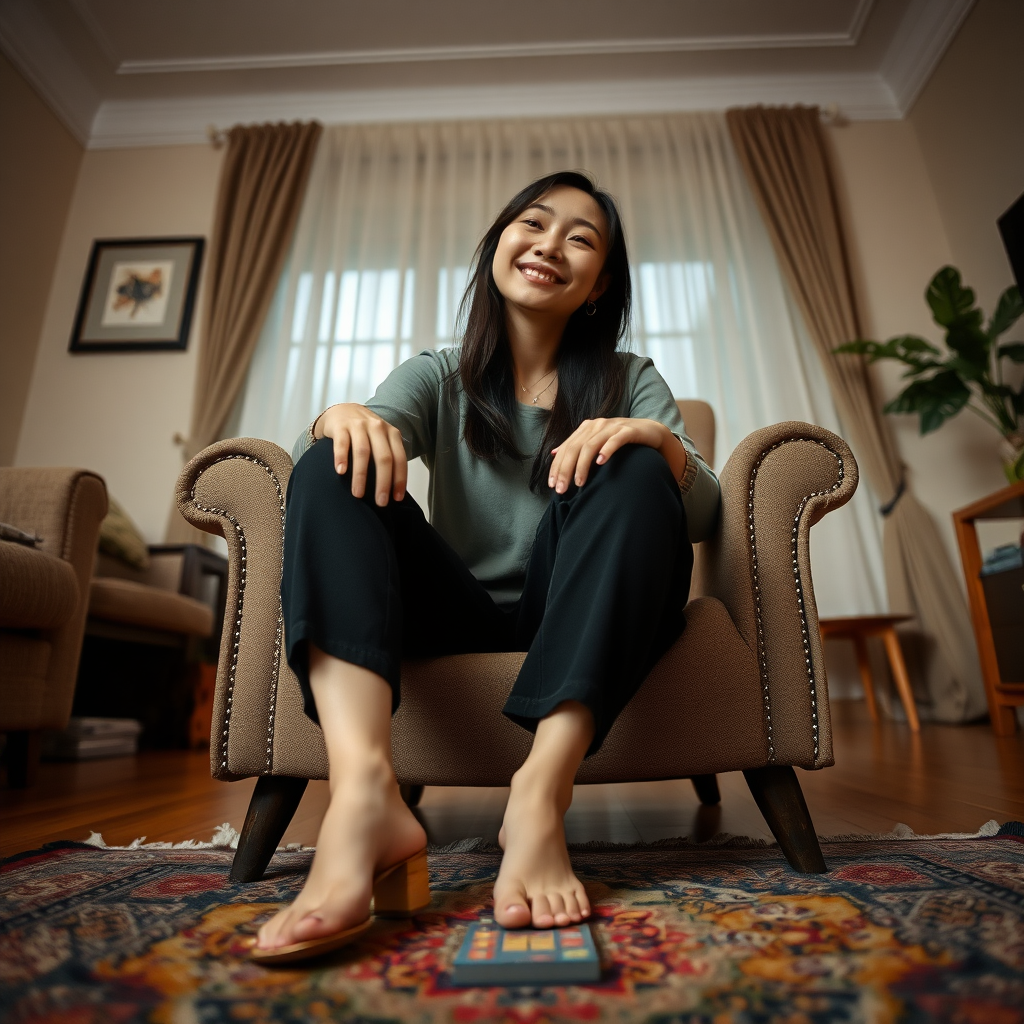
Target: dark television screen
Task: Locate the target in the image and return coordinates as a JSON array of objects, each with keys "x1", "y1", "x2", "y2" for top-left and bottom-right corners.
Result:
[{"x1": 998, "y1": 191, "x2": 1024, "y2": 293}]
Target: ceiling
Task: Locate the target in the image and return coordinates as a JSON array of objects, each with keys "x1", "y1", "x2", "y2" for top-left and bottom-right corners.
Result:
[{"x1": 0, "y1": 0, "x2": 975, "y2": 148}]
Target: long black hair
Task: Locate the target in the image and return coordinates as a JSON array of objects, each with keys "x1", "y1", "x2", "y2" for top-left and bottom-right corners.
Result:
[{"x1": 451, "y1": 170, "x2": 631, "y2": 491}]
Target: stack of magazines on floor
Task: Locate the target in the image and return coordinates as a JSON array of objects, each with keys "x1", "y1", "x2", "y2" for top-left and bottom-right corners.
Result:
[{"x1": 42, "y1": 717, "x2": 143, "y2": 760}]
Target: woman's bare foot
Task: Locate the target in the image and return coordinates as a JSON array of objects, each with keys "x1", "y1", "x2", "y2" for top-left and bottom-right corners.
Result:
[
  {"x1": 492, "y1": 764, "x2": 590, "y2": 929},
  {"x1": 255, "y1": 755, "x2": 427, "y2": 950}
]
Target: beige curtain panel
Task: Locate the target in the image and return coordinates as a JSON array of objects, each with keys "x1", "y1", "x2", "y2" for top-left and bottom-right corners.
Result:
[
  {"x1": 725, "y1": 105, "x2": 986, "y2": 723},
  {"x1": 167, "y1": 120, "x2": 322, "y2": 541}
]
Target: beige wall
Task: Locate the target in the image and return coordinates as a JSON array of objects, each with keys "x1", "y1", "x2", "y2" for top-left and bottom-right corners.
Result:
[
  {"x1": 824, "y1": 120, "x2": 1012, "y2": 566},
  {"x1": 15, "y1": 144, "x2": 224, "y2": 543},
  {"x1": 0, "y1": 53, "x2": 83, "y2": 465},
  {"x1": 909, "y1": 0, "x2": 1024, "y2": 315},
  {"x1": 822, "y1": 0, "x2": 1024, "y2": 566}
]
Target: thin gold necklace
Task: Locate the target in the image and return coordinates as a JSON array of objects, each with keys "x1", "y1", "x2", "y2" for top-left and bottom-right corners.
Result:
[{"x1": 517, "y1": 368, "x2": 557, "y2": 405}]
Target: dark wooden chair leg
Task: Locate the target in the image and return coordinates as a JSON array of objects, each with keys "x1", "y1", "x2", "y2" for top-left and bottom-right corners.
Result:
[
  {"x1": 743, "y1": 765, "x2": 827, "y2": 873},
  {"x1": 400, "y1": 784, "x2": 424, "y2": 808},
  {"x1": 4, "y1": 731, "x2": 42, "y2": 788},
  {"x1": 690, "y1": 774, "x2": 720, "y2": 805},
  {"x1": 230, "y1": 775, "x2": 309, "y2": 882}
]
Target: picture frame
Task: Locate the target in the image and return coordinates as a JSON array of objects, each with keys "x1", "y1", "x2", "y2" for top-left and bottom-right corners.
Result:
[{"x1": 69, "y1": 237, "x2": 205, "y2": 353}]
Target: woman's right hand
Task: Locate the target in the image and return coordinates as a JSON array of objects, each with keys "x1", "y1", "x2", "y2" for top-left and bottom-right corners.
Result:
[{"x1": 314, "y1": 404, "x2": 408, "y2": 505}]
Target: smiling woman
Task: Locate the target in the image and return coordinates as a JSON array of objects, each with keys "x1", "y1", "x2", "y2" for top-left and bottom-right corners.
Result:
[
  {"x1": 236, "y1": 114, "x2": 886, "y2": 616},
  {"x1": 458, "y1": 173, "x2": 632, "y2": 491},
  {"x1": 245, "y1": 163, "x2": 722, "y2": 963}
]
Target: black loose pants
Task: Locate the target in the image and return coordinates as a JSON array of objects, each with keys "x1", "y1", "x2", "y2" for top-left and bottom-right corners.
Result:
[{"x1": 282, "y1": 438, "x2": 693, "y2": 755}]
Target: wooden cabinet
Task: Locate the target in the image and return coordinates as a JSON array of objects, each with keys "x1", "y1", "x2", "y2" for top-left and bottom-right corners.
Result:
[{"x1": 952, "y1": 481, "x2": 1024, "y2": 735}]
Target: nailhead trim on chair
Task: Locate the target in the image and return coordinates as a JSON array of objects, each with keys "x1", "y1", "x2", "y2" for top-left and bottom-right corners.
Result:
[
  {"x1": 748, "y1": 437, "x2": 845, "y2": 765},
  {"x1": 187, "y1": 454, "x2": 287, "y2": 774}
]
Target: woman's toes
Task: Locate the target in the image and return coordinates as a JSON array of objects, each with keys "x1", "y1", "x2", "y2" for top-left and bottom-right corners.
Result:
[
  {"x1": 497, "y1": 902, "x2": 532, "y2": 929},
  {"x1": 290, "y1": 911, "x2": 332, "y2": 943},
  {"x1": 257, "y1": 908, "x2": 295, "y2": 949},
  {"x1": 575, "y1": 887, "x2": 591, "y2": 919},
  {"x1": 531, "y1": 894, "x2": 556, "y2": 928},
  {"x1": 546, "y1": 893, "x2": 571, "y2": 927},
  {"x1": 494, "y1": 882, "x2": 532, "y2": 929},
  {"x1": 562, "y1": 891, "x2": 582, "y2": 923}
]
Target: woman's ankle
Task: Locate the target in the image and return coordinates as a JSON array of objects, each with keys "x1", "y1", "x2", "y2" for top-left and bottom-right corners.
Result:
[
  {"x1": 327, "y1": 747, "x2": 397, "y2": 795},
  {"x1": 509, "y1": 761, "x2": 574, "y2": 815}
]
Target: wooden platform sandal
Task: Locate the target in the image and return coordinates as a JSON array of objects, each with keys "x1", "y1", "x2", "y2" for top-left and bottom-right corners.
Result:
[{"x1": 250, "y1": 847, "x2": 431, "y2": 965}]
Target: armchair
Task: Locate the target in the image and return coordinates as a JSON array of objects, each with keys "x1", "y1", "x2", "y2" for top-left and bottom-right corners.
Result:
[
  {"x1": 0, "y1": 467, "x2": 108, "y2": 786},
  {"x1": 175, "y1": 404, "x2": 857, "y2": 880}
]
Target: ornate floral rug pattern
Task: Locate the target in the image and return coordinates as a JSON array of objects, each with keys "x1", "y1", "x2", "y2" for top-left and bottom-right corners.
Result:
[{"x1": 2, "y1": 828, "x2": 1023, "y2": 1023}]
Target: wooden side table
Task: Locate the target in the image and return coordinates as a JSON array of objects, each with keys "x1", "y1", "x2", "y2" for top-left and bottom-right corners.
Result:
[
  {"x1": 819, "y1": 615, "x2": 919, "y2": 731},
  {"x1": 952, "y1": 481, "x2": 1024, "y2": 736}
]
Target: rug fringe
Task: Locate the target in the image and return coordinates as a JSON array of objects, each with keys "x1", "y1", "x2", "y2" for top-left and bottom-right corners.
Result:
[
  {"x1": 83, "y1": 823, "x2": 247, "y2": 851},
  {"x1": 820, "y1": 820, "x2": 1002, "y2": 842},
  {"x1": 79, "y1": 820, "x2": 1003, "y2": 853}
]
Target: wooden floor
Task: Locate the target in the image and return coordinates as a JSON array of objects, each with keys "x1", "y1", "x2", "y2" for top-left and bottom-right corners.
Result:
[{"x1": 3, "y1": 701, "x2": 1023, "y2": 859}]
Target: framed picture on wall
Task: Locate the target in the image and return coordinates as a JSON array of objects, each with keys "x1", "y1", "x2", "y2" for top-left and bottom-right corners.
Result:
[{"x1": 69, "y1": 237, "x2": 205, "y2": 353}]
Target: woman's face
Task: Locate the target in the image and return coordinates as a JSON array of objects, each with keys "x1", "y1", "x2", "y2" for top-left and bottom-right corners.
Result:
[{"x1": 491, "y1": 185, "x2": 609, "y2": 320}]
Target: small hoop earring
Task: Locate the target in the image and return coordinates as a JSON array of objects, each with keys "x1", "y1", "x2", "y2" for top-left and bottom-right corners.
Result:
[{"x1": 586, "y1": 300, "x2": 597, "y2": 316}]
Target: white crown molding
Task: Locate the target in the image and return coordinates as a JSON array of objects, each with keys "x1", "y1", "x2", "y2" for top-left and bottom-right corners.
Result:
[
  {"x1": 0, "y1": 0, "x2": 99, "y2": 143},
  {"x1": 117, "y1": 6, "x2": 876, "y2": 75},
  {"x1": 89, "y1": 73, "x2": 899, "y2": 149},
  {"x1": 846, "y1": 0, "x2": 877, "y2": 44},
  {"x1": 881, "y1": 0, "x2": 975, "y2": 115},
  {"x1": 12, "y1": 0, "x2": 980, "y2": 151}
]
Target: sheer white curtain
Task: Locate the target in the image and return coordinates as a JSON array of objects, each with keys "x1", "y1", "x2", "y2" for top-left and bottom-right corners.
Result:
[{"x1": 237, "y1": 113, "x2": 885, "y2": 620}]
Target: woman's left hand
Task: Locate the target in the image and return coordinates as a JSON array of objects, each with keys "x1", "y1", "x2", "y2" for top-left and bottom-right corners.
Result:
[{"x1": 548, "y1": 418, "x2": 681, "y2": 493}]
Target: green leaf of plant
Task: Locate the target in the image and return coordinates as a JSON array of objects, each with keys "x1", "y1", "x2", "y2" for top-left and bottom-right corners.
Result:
[
  {"x1": 997, "y1": 342, "x2": 1024, "y2": 363},
  {"x1": 835, "y1": 336, "x2": 941, "y2": 369},
  {"x1": 882, "y1": 370, "x2": 971, "y2": 434},
  {"x1": 944, "y1": 323, "x2": 990, "y2": 376},
  {"x1": 927, "y1": 266, "x2": 978, "y2": 328},
  {"x1": 977, "y1": 379, "x2": 1015, "y2": 399},
  {"x1": 987, "y1": 285, "x2": 1023, "y2": 339},
  {"x1": 900, "y1": 358, "x2": 945, "y2": 377},
  {"x1": 891, "y1": 334, "x2": 941, "y2": 355},
  {"x1": 833, "y1": 339, "x2": 878, "y2": 355}
]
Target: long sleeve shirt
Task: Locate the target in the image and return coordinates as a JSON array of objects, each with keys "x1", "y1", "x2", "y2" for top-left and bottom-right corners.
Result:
[{"x1": 293, "y1": 347, "x2": 720, "y2": 606}]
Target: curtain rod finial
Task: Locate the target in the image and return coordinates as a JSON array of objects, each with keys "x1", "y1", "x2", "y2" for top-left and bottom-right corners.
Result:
[
  {"x1": 206, "y1": 124, "x2": 228, "y2": 148},
  {"x1": 819, "y1": 104, "x2": 844, "y2": 126}
]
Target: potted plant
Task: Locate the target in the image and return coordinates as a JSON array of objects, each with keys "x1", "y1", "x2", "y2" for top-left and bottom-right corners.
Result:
[{"x1": 837, "y1": 267, "x2": 1023, "y2": 482}]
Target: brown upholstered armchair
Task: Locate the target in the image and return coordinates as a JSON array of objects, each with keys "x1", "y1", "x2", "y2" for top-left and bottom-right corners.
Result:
[
  {"x1": 175, "y1": 403, "x2": 857, "y2": 881},
  {"x1": 0, "y1": 468, "x2": 108, "y2": 786}
]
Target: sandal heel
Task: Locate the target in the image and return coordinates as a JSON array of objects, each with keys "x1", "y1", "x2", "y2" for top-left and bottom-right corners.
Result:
[{"x1": 372, "y1": 850, "x2": 430, "y2": 917}]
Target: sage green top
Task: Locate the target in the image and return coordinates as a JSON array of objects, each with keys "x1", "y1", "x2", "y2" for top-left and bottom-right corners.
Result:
[{"x1": 294, "y1": 347, "x2": 720, "y2": 606}]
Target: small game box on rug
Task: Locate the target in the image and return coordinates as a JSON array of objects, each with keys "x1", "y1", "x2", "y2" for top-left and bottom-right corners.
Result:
[{"x1": 451, "y1": 921, "x2": 600, "y2": 986}]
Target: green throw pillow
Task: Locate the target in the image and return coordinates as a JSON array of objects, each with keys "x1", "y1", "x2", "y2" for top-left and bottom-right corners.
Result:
[{"x1": 99, "y1": 496, "x2": 150, "y2": 570}]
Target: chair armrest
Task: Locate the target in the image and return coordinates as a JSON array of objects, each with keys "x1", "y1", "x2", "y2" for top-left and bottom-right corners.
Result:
[
  {"x1": 694, "y1": 421, "x2": 858, "y2": 769},
  {"x1": 175, "y1": 438, "x2": 296, "y2": 780},
  {"x1": 0, "y1": 467, "x2": 108, "y2": 565}
]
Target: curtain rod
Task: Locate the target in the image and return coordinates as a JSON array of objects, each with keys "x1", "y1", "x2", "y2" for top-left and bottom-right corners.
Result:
[{"x1": 204, "y1": 104, "x2": 843, "y2": 145}]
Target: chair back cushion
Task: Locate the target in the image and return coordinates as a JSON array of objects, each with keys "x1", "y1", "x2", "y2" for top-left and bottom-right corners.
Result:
[{"x1": 676, "y1": 399, "x2": 715, "y2": 468}]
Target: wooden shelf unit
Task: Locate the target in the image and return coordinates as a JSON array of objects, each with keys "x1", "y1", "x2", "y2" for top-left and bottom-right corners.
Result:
[{"x1": 952, "y1": 481, "x2": 1024, "y2": 735}]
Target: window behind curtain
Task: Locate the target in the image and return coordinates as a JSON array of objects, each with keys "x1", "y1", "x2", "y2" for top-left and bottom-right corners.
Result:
[{"x1": 236, "y1": 114, "x2": 886, "y2": 618}]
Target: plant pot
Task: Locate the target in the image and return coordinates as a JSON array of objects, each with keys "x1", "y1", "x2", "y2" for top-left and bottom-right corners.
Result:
[{"x1": 1001, "y1": 432, "x2": 1024, "y2": 483}]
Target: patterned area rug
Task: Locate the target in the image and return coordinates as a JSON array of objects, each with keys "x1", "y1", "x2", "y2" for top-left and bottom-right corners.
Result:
[{"x1": 2, "y1": 827, "x2": 1023, "y2": 1023}]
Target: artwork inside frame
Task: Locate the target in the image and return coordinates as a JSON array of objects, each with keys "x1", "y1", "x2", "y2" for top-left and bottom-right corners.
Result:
[{"x1": 69, "y1": 237, "x2": 205, "y2": 353}]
